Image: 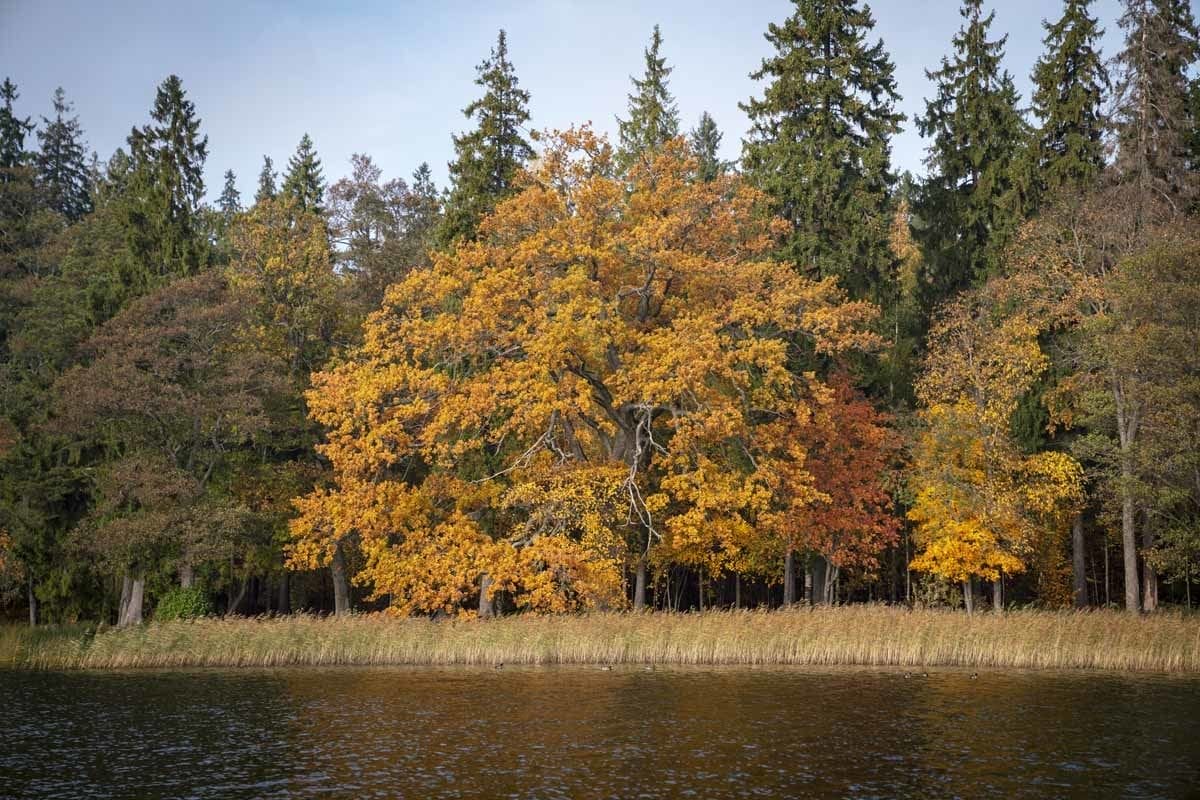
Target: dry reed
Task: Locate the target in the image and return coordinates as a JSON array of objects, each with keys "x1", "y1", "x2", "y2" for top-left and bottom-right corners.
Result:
[{"x1": 2, "y1": 606, "x2": 1199, "y2": 672}]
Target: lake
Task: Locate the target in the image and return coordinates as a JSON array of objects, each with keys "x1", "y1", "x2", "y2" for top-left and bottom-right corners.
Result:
[{"x1": 2, "y1": 666, "x2": 1198, "y2": 798}]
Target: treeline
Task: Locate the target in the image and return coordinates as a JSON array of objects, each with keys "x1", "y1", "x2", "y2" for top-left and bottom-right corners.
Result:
[{"x1": 1, "y1": 0, "x2": 1197, "y2": 625}]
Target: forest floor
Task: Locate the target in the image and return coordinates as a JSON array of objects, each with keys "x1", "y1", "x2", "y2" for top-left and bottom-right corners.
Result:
[{"x1": 2, "y1": 606, "x2": 1198, "y2": 672}]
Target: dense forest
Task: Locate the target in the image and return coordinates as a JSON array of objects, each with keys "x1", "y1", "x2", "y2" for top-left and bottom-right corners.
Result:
[{"x1": 1, "y1": 0, "x2": 1198, "y2": 627}]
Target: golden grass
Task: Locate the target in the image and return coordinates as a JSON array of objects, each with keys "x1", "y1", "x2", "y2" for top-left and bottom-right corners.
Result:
[{"x1": 2, "y1": 606, "x2": 1199, "y2": 672}]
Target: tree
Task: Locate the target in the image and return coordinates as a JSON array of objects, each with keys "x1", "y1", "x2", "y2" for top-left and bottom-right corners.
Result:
[
  {"x1": 291, "y1": 128, "x2": 879, "y2": 617},
  {"x1": 916, "y1": 0, "x2": 1030, "y2": 301},
  {"x1": 217, "y1": 169, "x2": 241, "y2": 221},
  {"x1": 741, "y1": 0, "x2": 903, "y2": 300},
  {"x1": 771, "y1": 373, "x2": 901, "y2": 604},
  {"x1": 616, "y1": 25, "x2": 680, "y2": 171},
  {"x1": 281, "y1": 134, "x2": 325, "y2": 213},
  {"x1": 255, "y1": 155, "x2": 277, "y2": 204},
  {"x1": 439, "y1": 30, "x2": 534, "y2": 245},
  {"x1": 36, "y1": 87, "x2": 92, "y2": 221},
  {"x1": 327, "y1": 154, "x2": 441, "y2": 310},
  {"x1": 908, "y1": 275, "x2": 1083, "y2": 611},
  {"x1": 1112, "y1": 0, "x2": 1200, "y2": 222},
  {"x1": 53, "y1": 272, "x2": 283, "y2": 623},
  {"x1": 0, "y1": 78, "x2": 34, "y2": 175},
  {"x1": 689, "y1": 112, "x2": 725, "y2": 182},
  {"x1": 228, "y1": 197, "x2": 349, "y2": 611},
  {"x1": 124, "y1": 74, "x2": 210, "y2": 279},
  {"x1": 1031, "y1": 0, "x2": 1109, "y2": 194}
]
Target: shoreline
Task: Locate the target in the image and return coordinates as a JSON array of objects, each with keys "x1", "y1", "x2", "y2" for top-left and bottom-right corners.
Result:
[{"x1": 3, "y1": 606, "x2": 1199, "y2": 673}]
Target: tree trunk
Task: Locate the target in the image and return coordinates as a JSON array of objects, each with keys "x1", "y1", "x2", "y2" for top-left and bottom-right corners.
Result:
[
  {"x1": 180, "y1": 563, "x2": 195, "y2": 589},
  {"x1": 277, "y1": 571, "x2": 291, "y2": 615},
  {"x1": 1072, "y1": 513, "x2": 1088, "y2": 608},
  {"x1": 1141, "y1": 510, "x2": 1157, "y2": 612},
  {"x1": 698, "y1": 567, "x2": 705, "y2": 613},
  {"x1": 478, "y1": 572, "x2": 494, "y2": 618},
  {"x1": 825, "y1": 561, "x2": 838, "y2": 605},
  {"x1": 783, "y1": 550, "x2": 796, "y2": 606},
  {"x1": 1120, "y1": 483, "x2": 1140, "y2": 612},
  {"x1": 228, "y1": 578, "x2": 248, "y2": 616},
  {"x1": 330, "y1": 541, "x2": 351, "y2": 616},
  {"x1": 633, "y1": 557, "x2": 647, "y2": 611},
  {"x1": 992, "y1": 574, "x2": 1003, "y2": 612},
  {"x1": 27, "y1": 574, "x2": 38, "y2": 627},
  {"x1": 811, "y1": 557, "x2": 828, "y2": 606},
  {"x1": 118, "y1": 574, "x2": 144, "y2": 627},
  {"x1": 734, "y1": 573, "x2": 741, "y2": 610},
  {"x1": 963, "y1": 578, "x2": 975, "y2": 615}
]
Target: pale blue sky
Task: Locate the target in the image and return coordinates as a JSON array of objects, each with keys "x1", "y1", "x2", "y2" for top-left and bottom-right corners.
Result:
[{"x1": 2, "y1": 0, "x2": 1142, "y2": 202}]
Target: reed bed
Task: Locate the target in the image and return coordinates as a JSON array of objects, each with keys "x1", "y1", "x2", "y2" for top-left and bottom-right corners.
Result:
[{"x1": 3, "y1": 606, "x2": 1199, "y2": 672}]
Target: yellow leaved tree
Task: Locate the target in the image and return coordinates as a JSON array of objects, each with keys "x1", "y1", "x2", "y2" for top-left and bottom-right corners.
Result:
[
  {"x1": 290, "y1": 127, "x2": 879, "y2": 616},
  {"x1": 908, "y1": 279, "x2": 1083, "y2": 611}
]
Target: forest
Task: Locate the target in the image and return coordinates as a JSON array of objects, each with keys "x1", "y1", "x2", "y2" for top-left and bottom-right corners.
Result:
[{"x1": 1, "y1": 0, "x2": 1198, "y2": 628}]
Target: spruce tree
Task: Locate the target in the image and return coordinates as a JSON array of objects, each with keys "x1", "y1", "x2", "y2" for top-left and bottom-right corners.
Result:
[
  {"x1": 1031, "y1": 0, "x2": 1108, "y2": 195},
  {"x1": 217, "y1": 169, "x2": 241, "y2": 220},
  {"x1": 282, "y1": 134, "x2": 325, "y2": 213},
  {"x1": 1113, "y1": 0, "x2": 1200, "y2": 218},
  {"x1": 689, "y1": 112, "x2": 725, "y2": 182},
  {"x1": 915, "y1": 0, "x2": 1029, "y2": 300},
  {"x1": 255, "y1": 155, "x2": 277, "y2": 204},
  {"x1": 616, "y1": 25, "x2": 680, "y2": 171},
  {"x1": 37, "y1": 87, "x2": 92, "y2": 220},
  {"x1": 405, "y1": 162, "x2": 441, "y2": 244},
  {"x1": 0, "y1": 78, "x2": 34, "y2": 176},
  {"x1": 741, "y1": 0, "x2": 903, "y2": 299},
  {"x1": 124, "y1": 74, "x2": 210, "y2": 278},
  {"x1": 439, "y1": 30, "x2": 533, "y2": 244}
]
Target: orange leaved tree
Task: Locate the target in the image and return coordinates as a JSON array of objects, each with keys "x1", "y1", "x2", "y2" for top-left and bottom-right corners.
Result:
[{"x1": 291, "y1": 128, "x2": 878, "y2": 616}]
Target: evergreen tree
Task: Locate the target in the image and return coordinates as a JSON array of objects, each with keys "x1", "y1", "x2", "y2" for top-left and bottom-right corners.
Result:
[
  {"x1": 36, "y1": 87, "x2": 92, "y2": 221},
  {"x1": 741, "y1": 0, "x2": 903, "y2": 299},
  {"x1": 217, "y1": 169, "x2": 241, "y2": 220},
  {"x1": 0, "y1": 78, "x2": 34, "y2": 176},
  {"x1": 915, "y1": 0, "x2": 1030, "y2": 301},
  {"x1": 689, "y1": 112, "x2": 725, "y2": 182},
  {"x1": 1031, "y1": 0, "x2": 1109, "y2": 194},
  {"x1": 124, "y1": 74, "x2": 210, "y2": 278},
  {"x1": 439, "y1": 30, "x2": 533, "y2": 244},
  {"x1": 617, "y1": 25, "x2": 680, "y2": 171},
  {"x1": 282, "y1": 134, "x2": 325, "y2": 213},
  {"x1": 1113, "y1": 0, "x2": 1200, "y2": 218},
  {"x1": 405, "y1": 162, "x2": 441, "y2": 245},
  {"x1": 255, "y1": 155, "x2": 277, "y2": 204}
]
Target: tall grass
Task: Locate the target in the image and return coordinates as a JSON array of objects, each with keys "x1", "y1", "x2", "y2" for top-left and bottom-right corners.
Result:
[{"x1": 3, "y1": 606, "x2": 1199, "y2": 672}]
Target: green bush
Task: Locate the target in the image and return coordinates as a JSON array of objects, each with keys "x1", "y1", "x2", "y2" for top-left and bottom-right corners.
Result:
[{"x1": 155, "y1": 586, "x2": 213, "y2": 621}]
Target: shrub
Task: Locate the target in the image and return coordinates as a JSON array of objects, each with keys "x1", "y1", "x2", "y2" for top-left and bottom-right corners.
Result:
[{"x1": 155, "y1": 586, "x2": 213, "y2": 621}]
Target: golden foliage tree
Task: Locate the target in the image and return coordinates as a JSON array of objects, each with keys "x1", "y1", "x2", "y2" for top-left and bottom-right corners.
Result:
[
  {"x1": 908, "y1": 277, "x2": 1083, "y2": 610},
  {"x1": 291, "y1": 128, "x2": 879, "y2": 616}
]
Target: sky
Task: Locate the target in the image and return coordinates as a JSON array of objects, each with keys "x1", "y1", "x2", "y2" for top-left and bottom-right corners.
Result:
[{"x1": 1, "y1": 0, "x2": 1141, "y2": 204}]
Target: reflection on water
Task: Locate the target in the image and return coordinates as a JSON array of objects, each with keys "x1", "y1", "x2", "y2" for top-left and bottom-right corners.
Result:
[{"x1": 2, "y1": 666, "x2": 1198, "y2": 798}]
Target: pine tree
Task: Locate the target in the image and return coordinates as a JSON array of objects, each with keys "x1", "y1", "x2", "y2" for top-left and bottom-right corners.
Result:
[
  {"x1": 124, "y1": 74, "x2": 210, "y2": 278},
  {"x1": 37, "y1": 87, "x2": 92, "y2": 220},
  {"x1": 1113, "y1": 0, "x2": 1200, "y2": 218},
  {"x1": 616, "y1": 25, "x2": 680, "y2": 171},
  {"x1": 915, "y1": 0, "x2": 1030, "y2": 300},
  {"x1": 689, "y1": 112, "x2": 725, "y2": 182},
  {"x1": 217, "y1": 169, "x2": 241, "y2": 220},
  {"x1": 282, "y1": 134, "x2": 325, "y2": 213},
  {"x1": 439, "y1": 30, "x2": 533, "y2": 245},
  {"x1": 741, "y1": 0, "x2": 903, "y2": 299},
  {"x1": 255, "y1": 155, "x2": 277, "y2": 204},
  {"x1": 1031, "y1": 0, "x2": 1109, "y2": 195},
  {"x1": 0, "y1": 78, "x2": 34, "y2": 176}
]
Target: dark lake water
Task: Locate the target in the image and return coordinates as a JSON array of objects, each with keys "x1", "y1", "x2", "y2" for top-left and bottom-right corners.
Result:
[{"x1": 1, "y1": 666, "x2": 1198, "y2": 799}]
